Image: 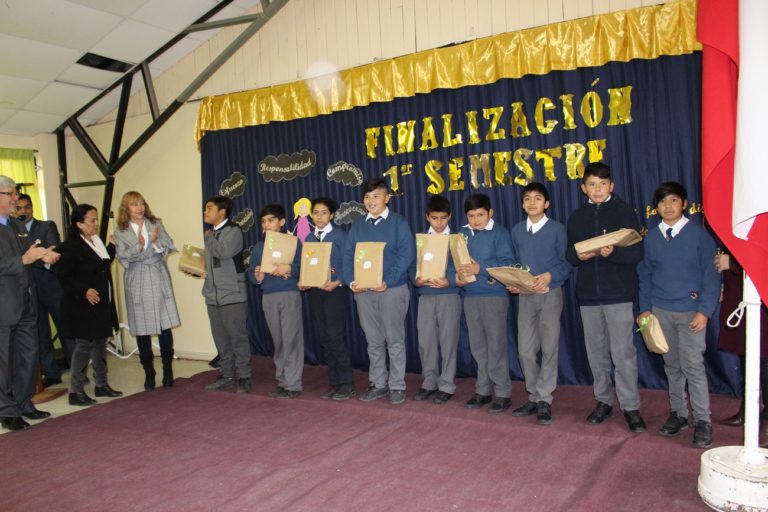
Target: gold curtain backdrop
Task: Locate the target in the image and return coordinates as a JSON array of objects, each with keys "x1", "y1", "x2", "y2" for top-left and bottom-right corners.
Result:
[
  {"x1": 0, "y1": 147, "x2": 41, "y2": 213},
  {"x1": 195, "y1": 0, "x2": 700, "y2": 143}
]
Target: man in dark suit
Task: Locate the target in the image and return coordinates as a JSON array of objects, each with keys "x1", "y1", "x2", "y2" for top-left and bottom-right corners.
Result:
[
  {"x1": 16, "y1": 193, "x2": 74, "y2": 387},
  {"x1": 0, "y1": 176, "x2": 59, "y2": 431}
]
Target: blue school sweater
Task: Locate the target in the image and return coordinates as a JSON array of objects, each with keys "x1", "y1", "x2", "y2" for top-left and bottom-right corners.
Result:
[
  {"x1": 459, "y1": 221, "x2": 515, "y2": 297},
  {"x1": 408, "y1": 230, "x2": 460, "y2": 296},
  {"x1": 342, "y1": 211, "x2": 415, "y2": 287},
  {"x1": 247, "y1": 236, "x2": 301, "y2": 294},
  {"x1": 306, "y1": 226, "x2": 347, "y2": 284},
  {"x1": 510, "y1": 219, "x2": 572, "y2": 289},
  {"x1": 638, "y1": 220, "x2": 720, "y2": 316}
]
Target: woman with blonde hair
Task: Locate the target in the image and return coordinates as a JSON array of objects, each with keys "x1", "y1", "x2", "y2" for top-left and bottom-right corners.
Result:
[{"x1": 114, "y1": 191, "x2": 180, "y2": 390}]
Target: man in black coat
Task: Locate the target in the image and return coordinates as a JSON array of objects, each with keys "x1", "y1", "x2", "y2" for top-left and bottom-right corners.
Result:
[
  {"x1": 0, "y1": 176, "x2": 59, "y2": 431},
  {"x1": 15, "y1": 194, "x2": 74, "y2": 387}
]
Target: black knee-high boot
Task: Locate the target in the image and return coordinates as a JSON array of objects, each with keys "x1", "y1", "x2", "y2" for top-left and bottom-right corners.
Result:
[
  {"x1": 161, "y1": 350, "x2": 174, "y2": 388},
  {"x1": 136, "y1": 336, "x2": 156, "y2": 391}
]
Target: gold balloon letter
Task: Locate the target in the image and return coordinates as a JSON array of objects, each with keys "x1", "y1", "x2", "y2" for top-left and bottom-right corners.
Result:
[
  {"x1": 365, "y1": 127, "x2": 381, "y2": 159},
  {"x1": 563, "y1": 143, "x2": 587, "y2": 180},
  {"x1": 535, "y1": 147, "x2": 563, "y2": 182},
  {"x1": 442, "y1": 114, "x2": 463, "y2": 148},
  {"x1": 483, "y1": 107, "x2": 506, "y2": 141},
  {"x1": 513, "y1": 148, "x2": 535, "y2": 186},
  {"x1": 420, "y1": 117, "x2": 439, "y2": 151},
  {"x1": 580, "y1": 91, "x2": 604, "y2": 128},
  {"x1": 396, "y1": 120, "x2": 416, "y2": 154},
  {"x1": 465, "y1": 111, "x2": 482, "y2": 144},
  {"x1": 607, "y1": 86, "x2": 633, "y2": 126},
  {"x1": 448, "y1": 157, "x2": 465, "y2": 191},
  {"x1": 425, "y1": 160, "x2": 445, "y2": 194}
]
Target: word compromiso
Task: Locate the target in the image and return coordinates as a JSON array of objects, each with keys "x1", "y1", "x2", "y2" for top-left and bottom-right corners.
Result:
[{"x1": 363, "y1": 86, "x2": 633, "y2": 193}]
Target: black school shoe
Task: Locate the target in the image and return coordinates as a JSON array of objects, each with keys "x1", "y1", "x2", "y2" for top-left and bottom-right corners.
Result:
[
  {"x1": 465, "y1": 394, "x2": 492, "y2": 409},
  {"x1": 433, "y1": 391, "x2": 453, "y2": 405},
  {"x1": 536, "y1": 401, "x2": 552, "y2": 425},
  {"x1": 488, "y1": 397, "x2": 512, "y2": 414},
  {"x1": 511, "y1": 401, "x2": 538, "y2": 417},
  {"x1": 586, "y1": 402, "x2": 613, "y2": 424},
  {"x1": 623, "y1": 410, "x2": 647, "y2": 433},
  {"x1": 413, "y1": 388, "x2": 437, "y2": 401},
  {"x1": 331, "y1": 383, "x2": 356, "y2": 401},
  {"x1": 659, "y1": 412, "x2": 689, "y2": 437}
]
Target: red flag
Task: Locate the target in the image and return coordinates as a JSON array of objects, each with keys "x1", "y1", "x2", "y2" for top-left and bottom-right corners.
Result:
[{"x1": 699, "y1": 0, "x2": 768, "y2": 307}]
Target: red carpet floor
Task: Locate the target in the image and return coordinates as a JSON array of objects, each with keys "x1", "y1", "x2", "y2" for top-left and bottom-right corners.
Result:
[{"x1": 1, "y1": 356, "x2": 742, "y2": 511}]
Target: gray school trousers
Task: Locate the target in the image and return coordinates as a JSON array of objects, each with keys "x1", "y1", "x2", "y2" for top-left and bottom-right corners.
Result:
[
  {"x1": 417, "y1": 293, "x2": 462, "y2": 394},
  {"x1": 354, "y1": 284, "x2": 410, "y2": 391},
  {"x1": 579, "y1": 302, "x2": 641, "y2": 411},
  {"x1": 464, "y1": 295, "x2": 512, "y2": 398},
  {"x1": 517, "y1": 287, "x2": 563, "y2": 404},
  {"x1": 654, "y1": 306, "x2": 711, "y2": 423},
  {"x1": 262, "y1": 291, "x2": 305, "y2": 392},
  {"x1": 207, "y1": 302, "x2": 251, "y2": 380}
]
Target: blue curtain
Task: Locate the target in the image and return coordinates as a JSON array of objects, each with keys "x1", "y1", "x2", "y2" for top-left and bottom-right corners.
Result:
[{"x1": 201, "y1": 52, "x2": 740, "y2": 395}]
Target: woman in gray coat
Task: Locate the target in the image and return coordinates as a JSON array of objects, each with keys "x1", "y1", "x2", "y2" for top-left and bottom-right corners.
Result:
[{"x1": 115, "y1": 191, "x2": 180, "y2": 389}]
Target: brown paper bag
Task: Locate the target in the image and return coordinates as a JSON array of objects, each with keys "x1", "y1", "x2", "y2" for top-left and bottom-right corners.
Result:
[
  {"x1": 416, "y1": 234, "x2": 450, "y2": 280},
  {"x1": 449, "y1": 234, "x2": 476, "y2": 283},
  {"x1": 638, "y1": 314, "x2": 669, "y2": 354},
  {"x1": 353, "y1": 242, "x2": 386, "y2": 289},
  {"x1": 260, "y1": 232, "x2": 298, "y2": 274},
  {"x1": 486, "y1": 266, "x2": 549, "y2": 294},
  {"x1": 574, "y1": 228, "x2": 643, "y2": 255},
  {"x1": 299, "y1": 242, "x2": 332, "y2": 287},
  {"x1": 178, "y1": 244, "x2": 206, "y2": 277}
]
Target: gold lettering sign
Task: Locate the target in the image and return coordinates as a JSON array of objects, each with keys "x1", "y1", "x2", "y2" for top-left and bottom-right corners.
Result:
[
  {"x1": 493, "y1": 151, "x2": 514, "y2": 187},
  {"x1": 607, "y1": 86, "x2": 633, "y2": 126},
  {"x1": 365, "y1": 127, "x2": 380, "y2": 159},
  {"x1": 469, "y1": 154, "x2": 492, "y2": 189},
  {"x1": 441, "y1": 114, "x2": 463, "y2": 147},
  {"x1": 587, "y1": 139, "x2": 607, "y2": 162},
  {"x1": 448, "y1": 157, "x2": 465, "y2": 191},
  {"x1": 483, "y1": 107, "x2": 506, "y2": 141},
  {"x1": 383, "y1": 125, "x2": 395, "y2": 156},
  {"x1": 425, "y1": 160, "x2": 445, "y2": 194},
  {"x1": 534, "y1": 97, "x2": 557, "y2": 135},
  {"x1": 396, "y1": 120, "x2": 416, "y2": 154},
  {"x1": 563, "y1": 143, "x2": 587, "y2": 179},
  {"x1": 581, "y1": 91, "x2": 604, "y2": 128},
  {"x1": 465, "y1": 111, "x2": 481, "y2": 144},
  {"x1": 560, "y1": 94, "x2": 576, "y2": 130},
  {"x1": 510, "y1": 102, "x2": 532, "y2": 138},
  {"x1": 420, "y1": 117, "x2": 439, "y2": 151},
  {"x1": 513, "y1": 148, "x2": 535, "y2": 186},
  {"x1": 535, "y1": 147, "x2": 563, "y2": 181}
]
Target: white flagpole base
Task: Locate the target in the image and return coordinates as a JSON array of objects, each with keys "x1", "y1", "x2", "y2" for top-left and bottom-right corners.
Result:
[{"x1": 699, "y1": 446, "x2": 768, "y2": 511}]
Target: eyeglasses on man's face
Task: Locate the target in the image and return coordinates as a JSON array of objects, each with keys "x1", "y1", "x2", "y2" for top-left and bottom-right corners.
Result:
[{"x1": 0, "y1": 190, "x2": 20, "y2": 198}]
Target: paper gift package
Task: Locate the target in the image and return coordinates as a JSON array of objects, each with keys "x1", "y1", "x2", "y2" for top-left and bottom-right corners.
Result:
[
  {"x1": 639, "y1": 314, "x2": 669, "y2": 354},
  {"x1": 448, "y1": 234, "x2": 476, "y2": 283},
  {"x1": 353, "y1": 242, "x2": 386, "y2": 289},
  {"x1": 416, "y1": 233, "x2": 450, "y2": 280},
  {"x1": 486, "y1": 266, "x2": 549, "y2": 294},
  {"x1": 299, "y1": 241, "x2": 332, "y2": 287},
  {"x1": 178, "y1": 244, "x2": 207, "y2": 277},
  {"x1": 574, "y1": 228, "x2": 642, "y2": 255},
  {"x1": 260, "y1": 232, "x2": 298, "y2": 274}
]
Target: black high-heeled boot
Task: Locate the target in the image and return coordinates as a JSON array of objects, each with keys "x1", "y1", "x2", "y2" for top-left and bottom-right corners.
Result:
[{"x1": 161, "y1": 350, "x2": 174, "y2": 388}]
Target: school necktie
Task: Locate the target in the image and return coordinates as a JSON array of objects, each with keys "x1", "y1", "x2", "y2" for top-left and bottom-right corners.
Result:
[
  {"x1": 666, "y1": 227, "x2": 673, "y2": 241},
  {"x1": 368, "y1": 217, "x2": 380, "y2": 226},
  {"x1": 316, "y1": 230, "x2": 324, "y2": 241},
  {"x1": 528, "y1": 226, "x2": 533, "y2": 234}
]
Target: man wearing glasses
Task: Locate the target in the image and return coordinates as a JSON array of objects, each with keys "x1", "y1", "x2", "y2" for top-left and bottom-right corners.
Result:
[{"x1": 0, "y1": 176, "x2": 59, "y2": 431}]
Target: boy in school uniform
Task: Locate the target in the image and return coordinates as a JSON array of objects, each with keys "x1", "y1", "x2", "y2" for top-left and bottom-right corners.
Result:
[
  {"x1": 247, "y1": 204, "x2": 304, "y2": 399},
  {"x1": 342, "y1": 178, "x2": 415, "y2": 405},
  {"x1": 637, "y1": 182, "x2": 720, "y2": 448},
  {"x1": 457, "y1": 193, "x2": 515, "y2": 413},
  {"x1": 201, "y1": 196, "x2": 252, "y2": 393},
  {"x1": 409, "y1": 195, "x2": 461, "y2": 405},
  {"x1": 507, "y1": 182, "x2": 572, "y2": 425},
  {"x1": 304, "y1": 197, "x2": 355, "y2": 401},
  {"x1": 566, "y1": 162, "x2": 647, "y2": 433}
]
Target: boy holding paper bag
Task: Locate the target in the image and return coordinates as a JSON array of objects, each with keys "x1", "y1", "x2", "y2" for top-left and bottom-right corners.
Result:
[
  {"x1": 303, "y1": 197, "x2": 355, "y2": 401},
  {"x1": 409, "y1": 195, "x2": 461, "y2": 405},
  {"x1": 566, "y1": 162, "x2": 647, "y2": 433},
  {"x1": 342, "y1": 178, "x2": 415, "y2": 405},
  {"x1": 457, "y1": 193, "x2": 515, "y2": 413},
  {"x1": 507, "y1": 183, "x2": 572, "y2": 425},
  {"x1": 637, "y1": 182, "x2": 720, "y2": 448},
  {"x1": 247, "y1": 204, "x2": 304, "y2": 399}
]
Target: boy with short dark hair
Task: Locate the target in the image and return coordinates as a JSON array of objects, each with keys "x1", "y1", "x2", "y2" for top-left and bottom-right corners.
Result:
[
  {"x1": 507, "y1": 182, "x2": 571, "y2": 425},
  {"x1": 305, "y1": 197, "x2": 355, "y2": 400},
  {"x1": 637, "y1": 181, "x2": 719, "y2": 448},
  {"x1": 202, "y1": 195, "x2": 252, "y2": 393},
  {"x1": 566, "y1": 162, "x2": 647, "y2": 433},
  {"x1": 457, "y1": 193, "x2": 515, "y2": 413},
  {"x1": 409, "y1": 195, "x2": 461, "y2": 404},
  {"x1": 342, "y1": 178, "x2": 415, "y2": 405},
  {"x1": 248, "y1": 203, "x2": 304, "y2": 399}
]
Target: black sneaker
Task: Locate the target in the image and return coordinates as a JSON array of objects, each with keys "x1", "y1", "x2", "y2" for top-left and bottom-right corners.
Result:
[
  {"x1": 269, "y1": 386, "x2": 286, "y2": 398},
  {"x1": 322, "y1": 385, "x2": 339, "y2": 400},
  {"x1": 586, "y1": 402, "x2": 613, "y2": 424},
  {"x1": 433, "y1": 391, "x2": 454, "y2": 405},
  {"x1": 273, "y1": 388, "x2": 302, "y2": 399},
  {"x1": 389, "y1": 390, "x2": 406, "y2": 405},
  {"x1": 413, "y1": 388, "x2": 437, "y2": 401},
  {"x1": 359, "y1": 385, "x2": 389, "y2": 402},
  {"x1": 659, "y1": 412, "x2": 689, "y2": 437},
  {"x1": 623, "y1": 410, "x2": 647, "y2": 433},
  {"x1": 205, "y1": 377, "x2": 235, "y2": 391},
  {"x1": 465, "y1": 394, "x2": 492, "y2": 409},
  {"x1": 511, "y1": 400, "x2": 538, "y2": 417},
  {"x1": 692, "y1": 420, "x2": 713, "y2": 448},
  {"x1": 488, "y1": 397, "x2": 512, "y2": 414},
  {"x1": 331, "y1": 383, "x2": 356, "y2": 401},
  {"x1": 236, "y1": 378, "x2": 252, "y2": 394},
  {"x1": 536, "y1": 401, "x2": 552, "y2": 425}
]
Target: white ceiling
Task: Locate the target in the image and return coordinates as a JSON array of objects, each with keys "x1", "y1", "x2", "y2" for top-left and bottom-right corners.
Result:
[{"x1": 0, "y1": 0, "x2": 262, "y2": 137}]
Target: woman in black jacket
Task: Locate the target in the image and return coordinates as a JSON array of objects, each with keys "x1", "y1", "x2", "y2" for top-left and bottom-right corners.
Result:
[{"x1": 57, "y1": 204, "x2": 122, "y2": 406}]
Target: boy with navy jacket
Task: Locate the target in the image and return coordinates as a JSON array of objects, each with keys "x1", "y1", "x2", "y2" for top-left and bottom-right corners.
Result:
[
  {"x1": 248, "y1": 204, "x2": 304, "y2": 399},
  {"x1": 304, "y1": 197, "x2": 355, "y2": 401},
  {"x1": 566, "y1": 162, "x2": 646, "y2": 433},
  {"x1": 457, "y1": 193, "x2": 515, "y2": 413},
  {"x1": 342, "y1": 178, "x2": 415, "y2": 405},
  {"x1": 507, "y1": 183, "x2": 572, "y2": 425},
  {"x1": 637, "y1": 182, "x2": 719, "y2": 448},
  {"x1": 409, "y1": 195, "x2": 461, "y2": 405}
]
